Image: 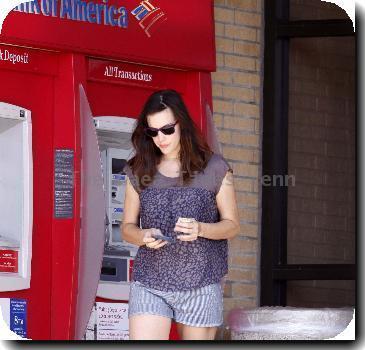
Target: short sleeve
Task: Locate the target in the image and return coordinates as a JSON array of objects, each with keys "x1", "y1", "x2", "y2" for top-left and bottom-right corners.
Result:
[
  {"x1": 213, "y1": 154, "x2": 233, "y2": 195},
  {"x1": 123, "y1": 163, "x2": 140, "y2": 194}
]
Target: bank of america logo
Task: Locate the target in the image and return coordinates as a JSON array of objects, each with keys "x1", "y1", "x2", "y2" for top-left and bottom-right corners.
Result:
[{"x1": 131, "y1": 1, "x2": 167, "y2": 37}]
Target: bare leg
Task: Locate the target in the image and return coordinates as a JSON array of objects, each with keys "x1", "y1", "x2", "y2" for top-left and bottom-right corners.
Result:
[
  {"x1": 129, "y1": 314, "x2": 171, "y2": 340},
  {"x1": 176, "y1": 323, "x2": 217, "y2": 340}
]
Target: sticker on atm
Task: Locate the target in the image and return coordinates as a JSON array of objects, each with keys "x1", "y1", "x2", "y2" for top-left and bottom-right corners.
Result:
[
  {"x1": 0, "y1": 250, "x2": 18, "y2": 273},
  {"x1": 112, "y1": 174, "x2": 125, "y2": 181}
]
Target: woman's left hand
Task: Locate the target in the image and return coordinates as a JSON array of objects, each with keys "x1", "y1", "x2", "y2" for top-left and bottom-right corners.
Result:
[{"x1": 174, "y1": 218, "x2": 202, "y2": 241}]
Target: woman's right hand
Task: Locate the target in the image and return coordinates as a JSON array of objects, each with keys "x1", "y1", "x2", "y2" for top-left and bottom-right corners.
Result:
[{"x1": 142, "y1": 228, "x2": 168, "y2": 249}]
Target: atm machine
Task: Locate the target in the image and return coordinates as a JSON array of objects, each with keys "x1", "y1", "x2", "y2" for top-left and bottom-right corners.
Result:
[
  {"x1": 0, "y1": 103, "x2": 32, "y2": 337},
  {"x1": 94, "y1": 116, "x2": 138, "y2": 300},
  {"x1": 0, "y1": 0, "x2": 216, "y2": 340},
  {"x1": 80, "y1": 115, "x2": 138, "y2": 340}
]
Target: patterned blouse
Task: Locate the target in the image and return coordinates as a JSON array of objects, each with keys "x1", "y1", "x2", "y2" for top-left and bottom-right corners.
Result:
[{"x1": 123, "y1": 153, "x2": 233, "y2": 292}]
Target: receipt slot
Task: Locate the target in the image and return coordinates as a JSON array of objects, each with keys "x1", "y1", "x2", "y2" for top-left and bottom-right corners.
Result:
[{"x1": 0, "y1": 103, "x2": 33, "y2": 291}]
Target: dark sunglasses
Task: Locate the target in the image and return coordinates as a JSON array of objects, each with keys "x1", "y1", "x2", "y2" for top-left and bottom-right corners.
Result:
[{"x1": 144, "y1": 121, "x2": 178, "y2": 137}]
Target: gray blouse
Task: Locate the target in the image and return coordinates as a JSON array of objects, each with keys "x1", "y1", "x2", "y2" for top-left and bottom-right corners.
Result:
[{"x1": 123, "y1": 153, "x2": 232, "y2": 292}]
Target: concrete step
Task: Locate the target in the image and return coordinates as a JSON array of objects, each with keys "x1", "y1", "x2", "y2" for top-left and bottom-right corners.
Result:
[{"x1": 228, "y1": 306, "x2": 354, "y2": 340}]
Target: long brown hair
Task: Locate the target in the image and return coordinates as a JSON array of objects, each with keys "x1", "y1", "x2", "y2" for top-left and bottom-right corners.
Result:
[{"x1": 127, "y1": 89, "x2": 213, "y2": 191}]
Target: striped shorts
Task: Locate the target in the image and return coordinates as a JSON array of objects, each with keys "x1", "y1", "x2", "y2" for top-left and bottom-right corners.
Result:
[{"x1": 128, "y1": 280, "x2": 224, "y2": 327}]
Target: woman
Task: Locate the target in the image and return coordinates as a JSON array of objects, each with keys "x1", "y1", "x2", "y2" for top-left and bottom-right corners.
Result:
[{"x1": 122, "y1": 89, "x2": 240, "y2": 340}]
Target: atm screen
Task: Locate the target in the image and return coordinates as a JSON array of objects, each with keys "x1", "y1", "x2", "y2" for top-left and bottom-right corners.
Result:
[{"x1": 112, "y1": 158, "x2": 127, "y2": 174}]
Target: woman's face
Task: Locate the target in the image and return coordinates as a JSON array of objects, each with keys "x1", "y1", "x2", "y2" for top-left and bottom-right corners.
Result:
[{"x1": 147, "y1": 107, "x2": 181, "y2": 159}]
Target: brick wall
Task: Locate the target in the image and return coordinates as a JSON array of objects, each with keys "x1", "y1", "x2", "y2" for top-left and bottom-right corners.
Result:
[
  {"x1": 212, "y1": 0, "x2": 263, "y2": 339},
  {"x1": 211, "y1": 0, "x2": 354, "y2": 338},
  {"x1": 286, "y1": 29, "x2": 355, "y2": 306}
]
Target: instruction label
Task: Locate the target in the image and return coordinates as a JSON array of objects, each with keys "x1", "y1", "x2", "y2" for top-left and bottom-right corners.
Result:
[
  {"x1": 0, "y1": 298, "x2": 27, "y2": 338},
  {"x1": 10, "y1": 299, "x2": 27, "y2": 338},
  {"x1": 0, "y1": 250, "x2": 18, "y2": 273},
  {"x1": 54, "y1": 149, "x2": 74, "y2": 218}
]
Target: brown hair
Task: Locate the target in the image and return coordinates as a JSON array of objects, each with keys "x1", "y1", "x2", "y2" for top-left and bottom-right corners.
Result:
[{"x1": 127, "y1": 89, "x2": 213, "y2": 191}]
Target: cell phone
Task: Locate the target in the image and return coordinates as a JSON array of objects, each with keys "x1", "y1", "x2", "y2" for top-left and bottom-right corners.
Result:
[{"x1": 151, "y1": 233, "x2": 175, "y2": 243}]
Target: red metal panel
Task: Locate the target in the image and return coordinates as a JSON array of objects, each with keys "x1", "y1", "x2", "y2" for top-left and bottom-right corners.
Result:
[
  {"x1": 50, "y1": 54, "x2": 86, "y2": 340},
  {"x1": 0, "y1": 50, "x2": 57, "y2": 339},
  {"x1": 0, "y1": 43, "x2": 58, "y2": 75},
  {"x1": 86, "y1": 59, "x2": 203, "y2": 131},
  {"x1": 1, "y1": 0, "x2": 216, "y2": 71}
]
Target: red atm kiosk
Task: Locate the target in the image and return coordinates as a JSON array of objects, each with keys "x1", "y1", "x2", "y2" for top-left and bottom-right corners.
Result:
[{"x1": 0, "y1": 0, "x2": 216, "y2": 340}]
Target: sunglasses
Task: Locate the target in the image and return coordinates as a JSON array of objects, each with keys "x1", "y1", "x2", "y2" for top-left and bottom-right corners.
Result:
[{"x1": 144, "y1": 121, "x2": 178, "y2": 137}]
